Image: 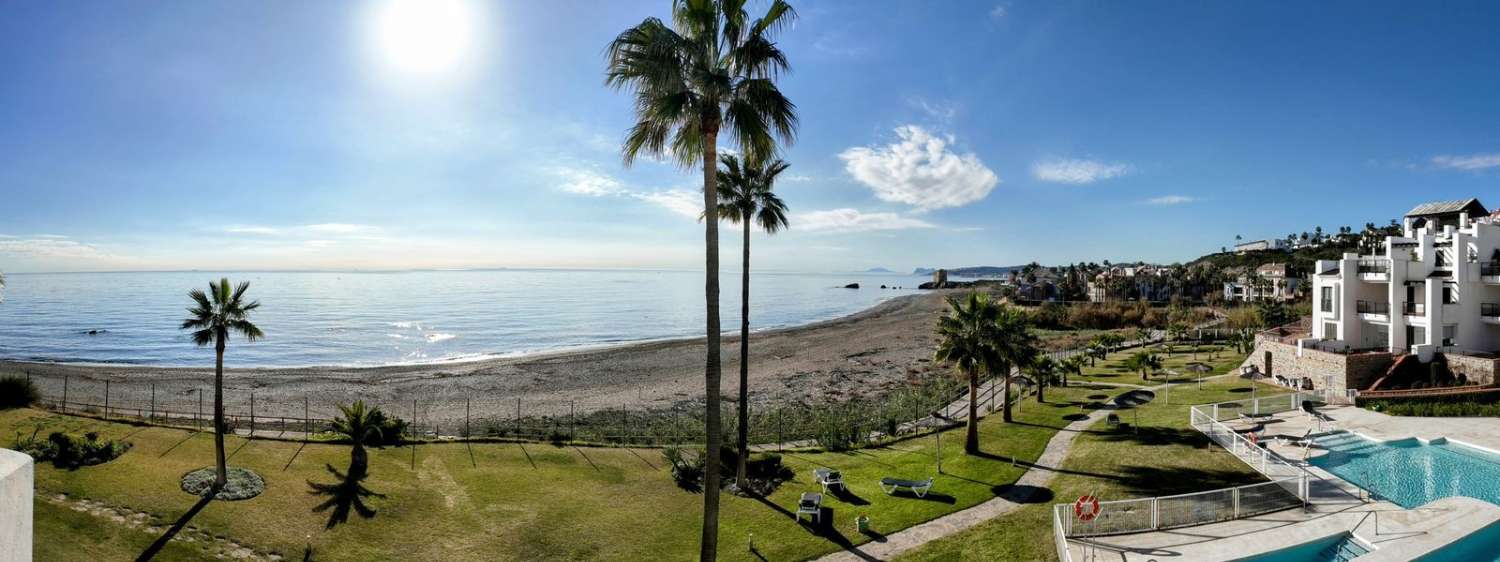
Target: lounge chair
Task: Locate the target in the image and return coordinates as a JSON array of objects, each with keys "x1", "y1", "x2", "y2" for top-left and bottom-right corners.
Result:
[
  {"x1": 796, "y1": 492, "x2": 822, "y2": 523},
  {"x1": 814, "y1": 468, "x2": 844, "y2": 493},
  {"x1": 1106, "y1": 413, "x2": 1121, "y2": 429},
  {"x1": 879, "y1": 477, "x2": 934, "y2": 498}
]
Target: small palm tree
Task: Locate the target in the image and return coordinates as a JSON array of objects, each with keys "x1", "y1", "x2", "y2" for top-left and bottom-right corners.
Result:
[
  {"x1": 1125, "y1": 351, "x2": 1163, "y2": 382},
  {"x1": 935, "y1": 292, "x2": 1001, "y2": 454},
  {"x1": 1085, "y1": 339, "x2": 1107, "y2": 367},
  {"x1": 607, "y1": 2, "x2": 798, "y2": 556},
  {"x1": 1060, "y1": 354, "x2": 1087, "y2": 387},
  {"x1": 715, "y1": 153, "x2": 790, "y2": 491},
  {"x1": 331, "y1": 400, "x2": 384, "y2": 468},
  {"x1": 1028, "y1": 355, "x2": 1057, "y2": 403},
  {"x1": 181, "y1": 278, "x2": 263, "y2": 491}
]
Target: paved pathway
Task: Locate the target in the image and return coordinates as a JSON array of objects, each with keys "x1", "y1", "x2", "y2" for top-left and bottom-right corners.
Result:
[{"x1": 816, "y1": 375, "x2": 1234, "y2": 562}]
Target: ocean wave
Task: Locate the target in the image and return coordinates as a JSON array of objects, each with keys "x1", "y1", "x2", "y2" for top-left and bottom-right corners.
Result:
[
  {"x1": 425, "y1": 333, "x2": 456, "y2": 343},
  {"x1": 389, "y1": 321, "x2": 421, "y2": 329}
]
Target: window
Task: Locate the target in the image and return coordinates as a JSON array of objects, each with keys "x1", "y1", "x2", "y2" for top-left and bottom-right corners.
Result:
[
  {"x1": 1321, "y1": 287, "x2": 1334, "y2": 313},
  {"x1": 1443, "y1": 325, "x2": 1457, "y2": 347},
  {"x1": 1443, "y1": 285, "x2": 1457, "y2": 305}
]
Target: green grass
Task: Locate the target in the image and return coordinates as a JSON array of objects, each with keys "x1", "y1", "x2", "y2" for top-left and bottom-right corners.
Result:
[
  {"x1": 5, "y1": 383, "x2": 1119, "y2": 561},
  {"x1": 33, "y1": 500, "x2": 206, "y2": 562},
  {"x1": 897, "y1": 373, "x2": 1287, "y2": 561},
  {"x1": 1069, "y1": 344, "x2": 1243, "y2": 385}
]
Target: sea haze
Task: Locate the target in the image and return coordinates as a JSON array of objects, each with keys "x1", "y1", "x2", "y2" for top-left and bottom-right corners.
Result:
[{"x1": 0, "y1": 270, "x2": 924, "y2": 368}]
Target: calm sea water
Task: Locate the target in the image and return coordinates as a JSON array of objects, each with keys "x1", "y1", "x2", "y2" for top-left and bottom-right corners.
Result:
[{"x1": 0, "y1": 270, "x2": 924, "y2": 368}]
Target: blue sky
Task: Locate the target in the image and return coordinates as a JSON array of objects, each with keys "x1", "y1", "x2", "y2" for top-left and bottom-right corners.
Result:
[{"x1": 3, "y1": 1, "x2": 1500, "y2": 273}]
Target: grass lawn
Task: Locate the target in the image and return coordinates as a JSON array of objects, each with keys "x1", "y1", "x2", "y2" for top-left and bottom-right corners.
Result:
[
  {"x1": 5, "y1": 381, "x2": 1126, "y2": 561},
  {"x1": 1068, "y1": 343, "x2": 1245, "y2": 386},
  {"x1": 896, "y1": 373, "x2": 1290, "y2": 561}
]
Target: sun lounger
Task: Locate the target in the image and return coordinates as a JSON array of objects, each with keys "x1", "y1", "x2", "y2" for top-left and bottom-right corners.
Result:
[
  {"x1": 879, "y1": 477, "x2": 934, "y2": 497},
  {"x1": 796, "y1": 492, "x2": 822, "y2": 523},
  {"x1": 814, "y1": 468, "x2": 844, "y2": 493}
]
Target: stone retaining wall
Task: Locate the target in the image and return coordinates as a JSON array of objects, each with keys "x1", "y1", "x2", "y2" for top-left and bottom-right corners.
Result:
[
  {"x1": 1443, "y1": 353, "x2": 1500, "y2": 387},
  {"x1": 1242, "y1": 337, "x2": 1393, "y2": 395}
]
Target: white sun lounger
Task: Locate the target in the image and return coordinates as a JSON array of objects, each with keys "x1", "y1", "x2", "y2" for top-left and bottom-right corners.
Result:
[
  {"x1": 796, "y1": 492, "x2": 822, "y2": 523},
  {"x1": 879, "y1": 477, "x2": 934, "y2": 497},
  {"x1": 814, "y1": 468, "x2": 844, "y2": 493}
]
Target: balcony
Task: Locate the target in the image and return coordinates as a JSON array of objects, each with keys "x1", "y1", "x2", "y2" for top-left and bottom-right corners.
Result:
[
  {"x1": 1482, "y1": 261, "x2": 1500, "y2": 278},
  {"x1": 1356, "y1": 300, "x2": 1390, "y2": 316},
  {"x1": 1404, "y1": 302, "x2": 1426, "y2": 316},
  {"x1": 1356, "y1": 259, "x2": 1390, "y2": 276},
  {"x1": 1484, "y1": 303, "x2": 1500, "y2": 318}
]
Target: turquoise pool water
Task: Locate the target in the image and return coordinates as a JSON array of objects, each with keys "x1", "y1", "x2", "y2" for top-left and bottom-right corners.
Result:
[
  {"x1": 1234, "y1": 533, "x2": 1369, "y2": 562},
  {"x1": 1417, "y1": 520, "x2": 1500, "y2": 561},
  {"x1": 1309, "y1": 432, "x2": 1500, "y2": 509}
]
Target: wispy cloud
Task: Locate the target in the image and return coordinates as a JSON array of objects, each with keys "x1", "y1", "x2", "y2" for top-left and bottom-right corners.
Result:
[
  {"x1": 989, "y1": 5, "x2": 1008, "y2": 19},
  {"x1": 812, "y1": 30, "x2": 868, "y2": 58},
  {"x1": 305, "y1": 223, "x2": 376, "y2": 234},
  {"x1": 908, "y1": 97, "x2": 958, "y2": 122},
  {"x1": 225, "y1": 226, "x2": 281, "y2": 235},
  {"x1": 1146, "y1": 195, "x2": 1194, "y2": 205},
  {"x1": 555, "y1": 167, "x2": 627, "y2": 196},
  {"x1": 1431, "y1": 152, "x2": 1500, "y2": 171},
  {"x1": 839, "y1": 125, "x2": 998, "y2": 211},
  {"x1": 783, "y1": 174, "x2": 814, "y2": 183},
  {"x1": 632, "y1": 189, "x2": 702, "y2": 219},
  {"x1": 793, "y1": 208, "x2": 936, "y2": 234},
  {"x1": 0, "y1": 236, "x2": 128, "y2": 262},
  {"x1": 1031, "y1": 158, "x2": 1131, "y2": 184},
  {"x1": 552, "y1": 167, "x2": 702, "y2": 218}
]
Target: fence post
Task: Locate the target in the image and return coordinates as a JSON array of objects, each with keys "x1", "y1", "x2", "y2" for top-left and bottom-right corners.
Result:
[
  {"x1": 197, "y1": 388, "x2": 203, "y2": 431},
  {"x1": 1233, "y1": 487, "x2": 1241, "y2": 518},
  {"x1": 570, "y1": 401, "x2": 576, "y2": 439},
  {"x1": 465, "y1": 398, "x2": 471, "y2": 438},
  {"x1": 150, "y1": 383, "x2": 156, "y2": 422},
  {"x1": 104, "y1": 379, "x2": 111, "y2": 419},
  {"x1": 249, "y1": 392, "x2": 255, "y2": 436},
  {"x1": 777, "y1": 407, "x2": 783, "y2": 452},
  {"x1": 304, "y1": 395, "x2": 310, "y2": 439},
  {"x1": 1152, "y1": 497, "x2": 1160, "y2": 530},
  {"x1": 412, "y1": 399, "x2": 418, "y2": 440},
  {"x1": 62, "y1": 375, "x2": 69, "y2": 413}
]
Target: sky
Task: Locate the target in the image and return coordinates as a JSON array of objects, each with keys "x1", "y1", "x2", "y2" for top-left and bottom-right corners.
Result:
[{"x1": 2, "y1": 0, "x2": 1500, "y2": 274}]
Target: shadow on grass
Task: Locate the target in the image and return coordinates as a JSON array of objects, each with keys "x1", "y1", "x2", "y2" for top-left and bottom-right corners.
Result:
[
  {"x1": 135, "y1": 494, "x2": 213, "y2": 562},
  {"x1": 283, "y1": 441, "x2": 306, "y2": 472},
  {"x1": 1111, "y1": 465, "x2": 1262, "y2": 497},
  {"x1": 308, "y1": 457, "x2": 385, "y2": 529},
  {"x1": 1094, "y1": 426, "x2": 1213, "y2": 448},
  {"x1": 157, "y1": 431, "x2": 201, "y2": 459},
  {"x1": 750, "y1": 496, "x2": 879, "y2": 560},
  {"x1": 991, "y1": 483, "x2": 1054, "y2": 504},
  {"x1": 831, "y1": 485, "x2": 871, "y2": 506}
]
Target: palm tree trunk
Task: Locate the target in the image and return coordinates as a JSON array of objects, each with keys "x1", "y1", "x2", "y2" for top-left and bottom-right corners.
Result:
[
  {"x1": 213, "y1": 337, "x2": 227, "y2": 490},
  {"x1": 699, "y1": 123, "x2": 723, "y2": 562},
  {"x1": 735, "y1": 220, "x2": 751, "y2": 490},
  {"x1": 964, "y1": 367, "x2": 979, "y2": 454},
  {"x1": 1037, "y1": 374, "x2": 1046, "y2": 403},
  {"x1": 1001, "y1": 361, "x2": 1014, "y2": 423}
]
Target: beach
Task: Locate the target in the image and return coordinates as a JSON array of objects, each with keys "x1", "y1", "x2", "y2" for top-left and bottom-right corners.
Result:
[{"x1": 3, "y1": 291, "x2": 956, "y2": 421}]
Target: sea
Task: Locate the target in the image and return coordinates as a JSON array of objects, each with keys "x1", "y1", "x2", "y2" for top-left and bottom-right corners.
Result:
[{"x1": 0, "y1": 269, "x2": 926, "y2": 368}]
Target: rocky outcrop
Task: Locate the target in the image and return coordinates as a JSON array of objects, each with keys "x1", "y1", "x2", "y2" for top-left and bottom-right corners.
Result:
[{"x1": 843, "y1": 283, "x2": 860, "y2": 289}]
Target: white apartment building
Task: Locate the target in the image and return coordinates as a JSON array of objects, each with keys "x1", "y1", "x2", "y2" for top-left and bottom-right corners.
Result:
[
  {"x1": 1311, "y1": 198, "x2": 1500, "y2": 360},
  {"x1": 1234, "y1": 239, "x2": 1288, "y2": 253},
  {"x1": 1223, "y1": 263, "x2": 1302, "y2": 302}
]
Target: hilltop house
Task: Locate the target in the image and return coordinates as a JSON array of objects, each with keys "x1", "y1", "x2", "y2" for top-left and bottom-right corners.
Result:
[
  {"x1": 1223, "y1": 263, "x2": 1302, "y2": 302},
  {"x1": 1234, "y1": 239, "x2": 1288, "y2": 254}
]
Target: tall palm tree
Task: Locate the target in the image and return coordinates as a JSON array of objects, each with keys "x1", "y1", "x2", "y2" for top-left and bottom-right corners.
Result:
[
  {"x1": 934, "y1": 292, "x2": 1001, "y2": 454},
  {"x1": 331, "y1": 400, "x2": 384, "y2": 470},
  {"x1": 989, "y1": 304, "x2": 1037, "y2": 424},
  {"x1": 606, "y1": 2, "x2": 797, "y2": 557},
  {"x1": 715, "y1": 153, "x2": 790, "y2": 490},
  {"x1": 1060, "y1": 354, "x2": 1087, "y2": 387},
  {"x1": 1028, "y1": 355, "x2": 1057, "y2": 403},
  {"x1": 180, "y1": 278, "x2": 263, "y2": 491}
]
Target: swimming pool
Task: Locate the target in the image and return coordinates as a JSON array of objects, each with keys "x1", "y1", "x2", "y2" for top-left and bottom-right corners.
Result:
[
  {"x1": 1233, "y1": 532, "x2": 1369, "y2": 561},
  {"x1": 1416, "y1": 519, "x2": 1500, "y2": 561},
  {"x1": 1309, "y1": 432, "x2": 1500, "y2": 509}
]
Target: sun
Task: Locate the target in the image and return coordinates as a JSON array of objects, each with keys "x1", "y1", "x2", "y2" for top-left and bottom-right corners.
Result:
[{"x1": 368, "y1": 0, "x2": 479, "y2": 79}]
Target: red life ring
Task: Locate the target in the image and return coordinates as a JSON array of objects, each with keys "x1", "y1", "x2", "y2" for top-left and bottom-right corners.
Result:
[
  {"x1": 1249, "y1": 432, "x2": 1259, "y2": 445},
  {"x1": 1074, "y1": 495, "x2": 1102, "y2": 522}
]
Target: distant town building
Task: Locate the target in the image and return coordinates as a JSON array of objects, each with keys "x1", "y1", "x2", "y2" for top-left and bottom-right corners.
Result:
[
  {"x1": 1087, "y1": 264, "x2": 1175, "y2": 302},
  {"x1": 1234, "y1": 239, "x2": 1288, "y2": 254},
  {"x1": 1311, "y1": 198, "x2": 1500, "y2": 360},
  {"x1": 1223, "y1": 263, "x2": 1302, "y2": 302}
]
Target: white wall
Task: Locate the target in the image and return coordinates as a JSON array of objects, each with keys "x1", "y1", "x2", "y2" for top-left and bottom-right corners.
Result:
[{"x1": 0, "y1": 448, "x2": 32, "y2": 562}]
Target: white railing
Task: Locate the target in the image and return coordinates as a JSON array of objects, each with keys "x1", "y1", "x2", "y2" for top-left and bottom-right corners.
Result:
[
  {"x1": 1052, "y1": 476, "x2": 1304, "y2": 539},
  {"x1": 1053, "y1": 503, "x2": 1073, "y2": 562}
]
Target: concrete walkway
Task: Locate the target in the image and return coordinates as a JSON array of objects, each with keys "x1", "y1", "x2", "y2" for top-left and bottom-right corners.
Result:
[{"x1": 816, "y1": 374, "x2": 1235, "y2": 562}]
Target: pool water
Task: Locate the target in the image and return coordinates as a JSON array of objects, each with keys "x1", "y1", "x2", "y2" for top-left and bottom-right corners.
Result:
[
  {"x1": 1234, "y1": 532, "x2": 1370, "y2": 562},
  {"x1": 1309, "y1": 432, "x2": 1500, "y2": 509},
  {"x1": 1417, "y1": 520, "x2": 1500, "y2": 561}
]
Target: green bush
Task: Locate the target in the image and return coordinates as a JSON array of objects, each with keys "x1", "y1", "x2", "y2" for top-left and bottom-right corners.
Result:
[
  {"x1": 14, "y1": 429, "x2": 131, "y2": 469},
  {"x1": 0, "y1": 375, "x2": 39, "y2": 409},
  {"x1": 365, "y1": 408, "x2": 408, "y2": 445},
  {"x1": 662, "y1": 446, "x2": 705, "y2": 492},
  {"x1": 1363, "y1": 398, "x2": 1500, "y2": 417}
]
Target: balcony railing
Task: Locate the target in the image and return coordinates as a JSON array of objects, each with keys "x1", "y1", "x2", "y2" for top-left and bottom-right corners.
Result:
[
  {"x1": 1356, "y1": 260, "x2": 1389, "y2": 275},
  {"x1": 1321, "y1": 299, "x2": 1334, "y2": 313},
  {"x1": 1356, "y1": 300, "x2": 1389, "y2": 315},
  {"x1": 1404, "y1": 302, "x2": 1426, "y2": 316},
  {"x1": 1484, "y1": 303, "x2": 1500, "y2": 318},
  {"x1": 1482, "y1": 262, "x2": 1500, "y2": 276}
]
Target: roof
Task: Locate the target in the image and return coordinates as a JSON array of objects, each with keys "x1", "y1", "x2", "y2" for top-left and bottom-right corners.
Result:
[{"x1": 1405, "y1": 198, "x2": 1487, "y2": 217}]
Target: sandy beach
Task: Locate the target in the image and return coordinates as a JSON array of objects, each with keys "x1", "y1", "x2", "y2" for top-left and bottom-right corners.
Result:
[{"x1": 3, "y1": 291, "x2": 957, "y2": 421}]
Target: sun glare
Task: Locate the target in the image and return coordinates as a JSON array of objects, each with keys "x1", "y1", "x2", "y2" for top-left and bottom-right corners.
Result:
[{"x1": 368, "y1": 0, "x2": 479, "y2": 79}]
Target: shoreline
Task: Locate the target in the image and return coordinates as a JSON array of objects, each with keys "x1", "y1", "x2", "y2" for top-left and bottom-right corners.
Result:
[{"x1": 3, "y1": 291, "x2": 957, "y2": 421}]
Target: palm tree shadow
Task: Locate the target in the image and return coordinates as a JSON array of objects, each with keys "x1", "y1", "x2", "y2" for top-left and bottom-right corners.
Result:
[
  {"x1": 307, "y1": 461, "x2": 384, "y2": 529},
  {"x1": 136, "y1": 495, "x2": 213, "y2": 562}
]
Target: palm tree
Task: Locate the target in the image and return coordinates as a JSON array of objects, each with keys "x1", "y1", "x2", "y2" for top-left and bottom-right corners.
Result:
[
  {"x1": 1125, "y1": 351, "x2": 1163, "y2": 382},
  {"x1": 606, "y1": 3, "x2": 797, "y2": 557},
  {"x1": 1085, "y1": 339, "x2": 1107, "y2": 367},
  {"x1": 180, "y1": 278, "x2": 263, "y2": 491},
  {"x1": 1060, "y1": 354, "x2": 1087, "y2": 387},
  {"x1": 331, "y1": 400, "x2": 385, "y2": 470},
  {"x1": 1028, "y1": 355, "x2": 1057, "y2": 403},
  {"x1": 990, "y1": 304, "x2": 1038, "y2": 424},
  {"x1": 714, "y1": 153, "x2": 790, "y2": 490},
  {"x1": 934, "y1": 293, "x2": 1001, "y2": 454}
]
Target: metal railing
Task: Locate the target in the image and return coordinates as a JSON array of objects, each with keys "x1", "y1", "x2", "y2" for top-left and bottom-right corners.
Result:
[
  {"x1": 1356, "y1": 300, "x2": 1389, "y2": 315},
  {"x1": 1483, "y1": 262, "x2": 1500, "y2": 277},
  {"x1": 1356, "y1": 260, "x2": 1389, "y2": 275},
  {"x1": 1054, "y1": 503, "x2": 1073, "y2": 562},
  {"x1": 1483, "y1": 303, "x2": 1500, "y2": 318},
  {"x1": 1054, "y1": 477, "x2": 1304, "y2": 538},
  {"x1": 1404, "y1": 302, "x2": 1425, "y2": 316}
]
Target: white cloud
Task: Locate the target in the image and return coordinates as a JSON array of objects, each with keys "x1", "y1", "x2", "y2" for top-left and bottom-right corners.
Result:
[
  {"x1": 225, "y1": 226, "x2": 281, "y2": 235},
  {"x1": 839, "y1": 125, "x2": 998, "y2": 211},
  {"x1": 305, "y1": 223, "x2": 376, "y2": 234},
  {"x1": 989, "y1": 5, "x2": 1007, "y2": 19},
  {"x1": 1432, "y1": 153, "x2": 1500, "y2": 171},
  {"x1": 908, "y1": 97, "x2": 958, "y2": 122},
  {"x1": 554, "y1": 167, "x2": 627, "y2": 196},
  {"x1": 0, "y1": 237, "x2": 121, "y2": 261},
  {"x1": 633, "y1": 189, "x2": 702, "y2": 219},
  {"x1": 1030, "y1": 158, "x2": 1131, "y2": 184},
  {"x1": 783, "y1": 174, "x2": 814, "y2": 183},
  {"x1": 793, "y1": 208, "x2": 937, "y2": 234},
  {"x1": 1146, "y1": 195, "x2": 1194, "y2": 205}
]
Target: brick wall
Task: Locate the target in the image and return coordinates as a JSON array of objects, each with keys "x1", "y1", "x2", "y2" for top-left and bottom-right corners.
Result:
[{"x1": 1242, "y1": 336, "x2": 1394, "y2": 394}]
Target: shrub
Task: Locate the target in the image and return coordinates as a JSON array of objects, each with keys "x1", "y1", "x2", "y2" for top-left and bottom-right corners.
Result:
[
  {"x1": 14, "y1": 429, "x2": 131, "y2": 469},
  {"x1": 0, "y1": 375, "x2": 39, "y2": 409},
  {"x1": 662, "y1": 446, "x2": 705, "y2": 492},
  {"x1": 365, "y1": 408, "x2": 408, "y2": 445}
]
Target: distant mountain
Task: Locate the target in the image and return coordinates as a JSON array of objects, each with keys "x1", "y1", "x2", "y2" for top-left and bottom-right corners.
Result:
[
  {"x1": 865, "y1": 267, "x2": 895, "y2": 273},
  {"x1": 912, "y1": 265, "x2": 1023, "y2": 278}
]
